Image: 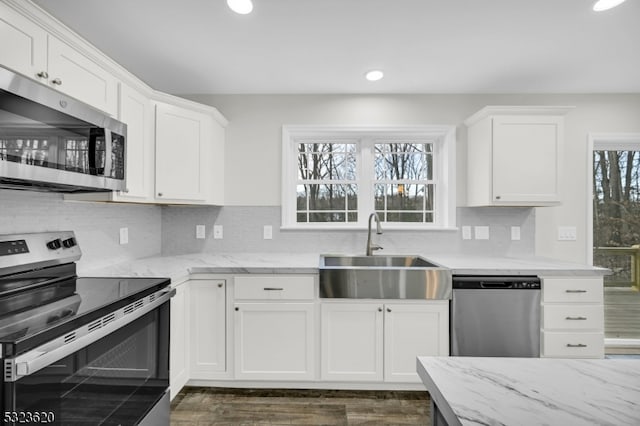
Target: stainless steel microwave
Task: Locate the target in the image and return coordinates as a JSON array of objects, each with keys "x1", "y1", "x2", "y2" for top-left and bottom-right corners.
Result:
[{"x1": 0, "y1": 65, "x2": 126, "y2": 192}]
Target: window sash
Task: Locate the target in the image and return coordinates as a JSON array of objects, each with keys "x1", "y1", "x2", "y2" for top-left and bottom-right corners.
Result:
[{"x1": 282, "y1": 126, "x2": 456, "y2": 229}]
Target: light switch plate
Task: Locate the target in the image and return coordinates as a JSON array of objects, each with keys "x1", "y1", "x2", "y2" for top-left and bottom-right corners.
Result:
[
  {"x1": 558, "y1": 226, "x2": 577, "y2": 241},
  {"x1": 196, "y1": 225, "x2": 206, "y2": 239},
  {"x1": 263, "y1": 225, "x2": 273, "y2": 240},
  {"x1": 474, "y1": 226, "x2": 490, "y2": 240},
  {"x1": 511, "y1": 226, "x2": 521, "y2": 241},
  {"x1": 461, "y1": 226, "x2": 472, "y2": 240},
  {"x1": 119, "y1": 227, "x2": 128, "y2": 245},
  {"x1": 213, "y1": 225, "x2": 223, "y2": 239}
]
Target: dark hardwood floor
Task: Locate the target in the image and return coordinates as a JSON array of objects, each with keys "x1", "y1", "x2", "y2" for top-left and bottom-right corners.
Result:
[{"x1": 170, "y1": 387, "x2": 431, "y2": 425}]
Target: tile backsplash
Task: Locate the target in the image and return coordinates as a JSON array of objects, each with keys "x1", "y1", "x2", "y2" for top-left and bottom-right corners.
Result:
[
  {"x1": 161, "y1": 205, "x2": 535, "y2": 257},
  {"x1": 1, "y1": 189, "x2": 535, "y2": 270},
  {"x1": 0, "y1": 189, "x2": 162, "y2": 272}
]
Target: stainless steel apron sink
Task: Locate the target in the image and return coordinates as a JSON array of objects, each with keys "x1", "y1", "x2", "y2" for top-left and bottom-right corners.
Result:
[{"x1": 319, "y1": 255, "x2": 452, "y2": 300}]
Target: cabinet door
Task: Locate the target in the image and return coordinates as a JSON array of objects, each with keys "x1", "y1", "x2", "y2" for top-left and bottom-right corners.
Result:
[
  {"x1": 190, "y1": 280, "x2": 226, "y2": 379},
  {"x1": 321, "y1": 303, "x2": 383, "y2": 382},
  {"x1": 234, "y1": 302, "x2": 315, "y2": 380},
  {"x1": 169, "y1": 283, "x2": 189, "y2": 399},
  {"x1": 116, "y1": 84, "x2": 153, "y2": 201},
  {"x1": 155, "y1": 102, "x2": 207, "y2": 202},
  {"x1": 0, "y1": 2, "x2": 47, "y2": 80},
  {"x1": 492, "y1": 115, "x2": 562, "y2": 204},
  {"x1": 47, "y1": 36, "x2": 118, "y2": 116},
  {"x1": 383, "y1": 302, "x2": 449, "y2": 383}
]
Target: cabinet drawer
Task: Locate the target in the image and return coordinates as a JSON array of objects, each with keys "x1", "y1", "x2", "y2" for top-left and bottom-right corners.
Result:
[
  {"x1": 542, "y1": 278, "x2": 603, "y2": 303},
  {"x1": 542, "y1": 305, "x2": 603, "y2": 330},
  {"x1": 541, "y1": 332, "x2": 604, "y2": 358},
  {"x1": 234, "y1": 276, "x2": 315, "y2": 300}
]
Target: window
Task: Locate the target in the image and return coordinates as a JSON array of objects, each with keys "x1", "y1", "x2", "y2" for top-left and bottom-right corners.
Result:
[{"x1": 282, "y1": 126, "x2": 456, "y2": 229}]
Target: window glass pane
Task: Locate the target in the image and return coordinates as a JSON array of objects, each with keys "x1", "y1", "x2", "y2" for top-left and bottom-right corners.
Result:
[
  {"x1": 374, "y1": 183, "x2": 435, "y2": 223},
  {"x1": 297, "y1": 142, "x2": 356, "y2": 180},
  {"x1": 374, "y1": 142, "x2": 433, "y2": 180},
  {"x1": 296, "y1": 183, "x2": 358, "y2": 223},
  {"x1": 309, "y1": 184, "x2": 345, "y2": 210},
  {"x1": 309, "y1": 212, "x2": 345, "y2": 222}
]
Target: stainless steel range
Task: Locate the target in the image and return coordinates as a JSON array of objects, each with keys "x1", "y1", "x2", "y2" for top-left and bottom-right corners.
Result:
[{"x1": 0, "y1": 231, "x2": 174, "y2": 426}]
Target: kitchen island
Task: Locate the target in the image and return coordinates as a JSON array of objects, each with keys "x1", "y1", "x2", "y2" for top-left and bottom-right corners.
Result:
[{"x1": 417, "y1": 356, "x2": 640, "y2": 426}]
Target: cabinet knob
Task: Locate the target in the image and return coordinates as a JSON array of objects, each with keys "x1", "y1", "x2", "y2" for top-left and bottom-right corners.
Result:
[
  {"x1": 378, "y1": 307, "x2": 383, "y2": 312},
  {"x1": 157, "y1": 192, "x2": 163, "y2": 197},
  {"x1": 51, "y1": 78, "x2": 62, "y2": 85},
  {"x1": 36, "y1": 71, "x2": 49, "y2": 79},
  {"x1": 386, "y1": 308, "x2": 392, "y2": 313},
  {"x1": 235, "y1": 307, "x2": 239, "y2": 311},
  {"x1": 495, "y1": 195, "x2": 501, "y2": 200},
  {"x1": 218, "y1": 283, "x2": 223, "y2": 288}
]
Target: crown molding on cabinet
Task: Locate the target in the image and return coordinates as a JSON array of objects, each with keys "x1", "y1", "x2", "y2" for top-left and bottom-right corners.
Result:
[{"x1": 464, "y1": 105, "x2": 575, "y2": 127}]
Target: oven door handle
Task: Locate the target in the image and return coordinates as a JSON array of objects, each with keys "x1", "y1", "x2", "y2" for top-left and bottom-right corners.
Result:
[{"x1": 4, "y1": 287, "x2": 175, "y2": 382}]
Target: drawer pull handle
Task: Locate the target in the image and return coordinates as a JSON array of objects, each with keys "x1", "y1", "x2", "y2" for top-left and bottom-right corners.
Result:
[
  {"x1": 263, "y1": 287, "x2": 284, "y2": 291},
  {"x1": 565, "y1": 289, "x2": 587, "y2": 293},
  {"x1": 566, "y1": 316, "x2": 587, "y2": 320},
  {"x1": 566, "y1": 343, "x2": 587, "y2": 348}
]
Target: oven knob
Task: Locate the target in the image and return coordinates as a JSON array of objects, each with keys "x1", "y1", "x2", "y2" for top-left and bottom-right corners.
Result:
[
  {"x1": 46, "y1": 239, "x2": 62, "y2": 250},
  {"x1": 62, "y1": 237, "x2": 77, "y2": 248}
]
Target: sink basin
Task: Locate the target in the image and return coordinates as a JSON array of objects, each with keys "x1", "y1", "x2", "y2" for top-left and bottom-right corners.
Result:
[{"x1": 319, "y1": 254, "x2": 451, "y2": 300}]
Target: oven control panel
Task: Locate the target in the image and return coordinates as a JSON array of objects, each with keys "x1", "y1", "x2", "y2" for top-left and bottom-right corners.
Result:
[{"x1": 0, "y1": 231, "x2": 81, "y2": 271}]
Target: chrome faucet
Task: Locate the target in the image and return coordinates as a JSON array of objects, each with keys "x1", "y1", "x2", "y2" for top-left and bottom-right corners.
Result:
[{"x1": 366, "y1": 212, "x2": 383, "y2": 256}]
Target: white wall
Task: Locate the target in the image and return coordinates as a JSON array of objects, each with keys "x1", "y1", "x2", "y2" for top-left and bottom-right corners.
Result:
[{"x1": 184, "y1": 93, "x2": 640, "y2": 264}]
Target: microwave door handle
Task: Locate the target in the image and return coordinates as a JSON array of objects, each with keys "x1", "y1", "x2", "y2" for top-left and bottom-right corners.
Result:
[
  {"x1": 103, "y1": 129, "x2": 113, "y2": 178},
  {"x1": 5, "y1": 287, "x2": 176, "y2": 382}
]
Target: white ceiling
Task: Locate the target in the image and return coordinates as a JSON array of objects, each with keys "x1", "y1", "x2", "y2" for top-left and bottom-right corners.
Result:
[{"x1": 32, "y1": 0, "x2": 640, "y2": 95}]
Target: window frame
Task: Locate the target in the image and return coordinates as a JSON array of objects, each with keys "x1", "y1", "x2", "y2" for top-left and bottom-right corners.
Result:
[{"x1": 282, "y1": 126, "x2": 456, "y2": 230}]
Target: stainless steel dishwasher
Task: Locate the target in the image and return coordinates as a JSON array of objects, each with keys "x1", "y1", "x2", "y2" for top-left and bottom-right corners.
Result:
[{"x1": 451, "y1": 275, "x2": 541, "y2": 357}]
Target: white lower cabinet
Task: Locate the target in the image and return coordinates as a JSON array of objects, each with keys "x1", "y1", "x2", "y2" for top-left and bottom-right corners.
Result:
[
  {"x1": 541, "y1": 276, "x2": 605, "y2": 358},
  {"x1": 383, "y1": 302, "x2": 450, "y2": 382},
  {"x1": 233, "y1": 302, "x2": 315, "y2": 380},
  {"x1": 189, "y1": 280, "x2": 227, "y2": 379},
  {"x1": 321, "y1": 301, "x2": 449, "y2": 383},
  {"x1": 321, "y1": 303, "x2": 384, "y2": 382},
  {"x1": 169, "y1": 282, "x2": 189, "y2": 400}
]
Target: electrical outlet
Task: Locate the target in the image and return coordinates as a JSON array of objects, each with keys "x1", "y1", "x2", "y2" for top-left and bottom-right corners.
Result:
[
  {"x1": 474, "y1": 226, "x2": 490, "y2": 240},
  {"x1": 213, "y1": 225, "x2": 223, "y2": 239},
  {"x1": 119, "y1": 227, "x2": 128, "y2": 245},
  {"x1": 461, "y1": 226, "x2": 472, "y2": 240},
  {"x1": 511, "y1": 226, "x2": 521, "y2": 241},
  {"x1": 263, "y1": 225, "x2": 273, "y2": 240},
  {"x1": 558, "y1": 226, "x2": 577, "y2": 241},
  {"x1": 196, "y1": 225, "x2": 206, "y2": 239}
]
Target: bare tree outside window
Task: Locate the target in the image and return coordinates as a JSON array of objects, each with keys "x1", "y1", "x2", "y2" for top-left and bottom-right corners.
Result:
[
  {"x1": 374, "y1": 142, "x2": 435, "y2": 223},
  {"x1": 296, "y1": 142, "x2": 357, "y2": 223}
]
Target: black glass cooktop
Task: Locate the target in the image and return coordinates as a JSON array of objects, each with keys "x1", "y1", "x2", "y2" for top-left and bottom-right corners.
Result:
[{"x1": 0, "y1": 275, "x2": 170, "y2": 356}]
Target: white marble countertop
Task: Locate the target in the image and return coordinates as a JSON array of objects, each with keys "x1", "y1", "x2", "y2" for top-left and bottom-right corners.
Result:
[
  {"x1": 79, "y1": 252, "x2": 608, "y2": 283},
  {"x1": 417, "y1": 357, "x2": 640, "y2": 426}
]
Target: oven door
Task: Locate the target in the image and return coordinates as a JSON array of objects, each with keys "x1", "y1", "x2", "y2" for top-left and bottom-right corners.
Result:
[{"x1": 2, "y1": 289, "x2": 173, "y2": 426}]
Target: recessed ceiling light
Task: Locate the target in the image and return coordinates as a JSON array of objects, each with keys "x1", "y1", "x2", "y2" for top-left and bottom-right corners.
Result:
[
  {"x1": 593, "y1": 0, "x2": 626, "y2": 11},
  {"x1": 365, "y1": 70, "x2": 384, "y2": 82},
  {"x1": 227, "y1": 0, "x2": 253, "y2": 15}
]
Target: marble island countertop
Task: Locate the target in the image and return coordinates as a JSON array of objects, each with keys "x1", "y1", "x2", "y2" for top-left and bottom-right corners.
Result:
[
  {"x1": 417, "y1": 356, "x2": 640, "y2": 426},
  {"x1": 79, "y1": 252, "x2": 609, "y2": 283}
]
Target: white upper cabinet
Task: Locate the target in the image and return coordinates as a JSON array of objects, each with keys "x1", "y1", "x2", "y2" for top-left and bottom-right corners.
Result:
[
  {"x1": 116, "y1": 83, "x2": 154, "y2": 201},
  {"x1": 46, "y1": 36, "x2": 119, "y2": 116},
  {"x1": 0, "y1": 2, "x2": 47, "y2": 79},
  {"x1": 465, "y1": 106, "x2": 572, "y2": 207},
  {"x1": 0, "y1": 3, "x2": 118, "y2": 116},
  {"x1": 154, "y1": 99, "x2": 225, "y2": 204}
]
